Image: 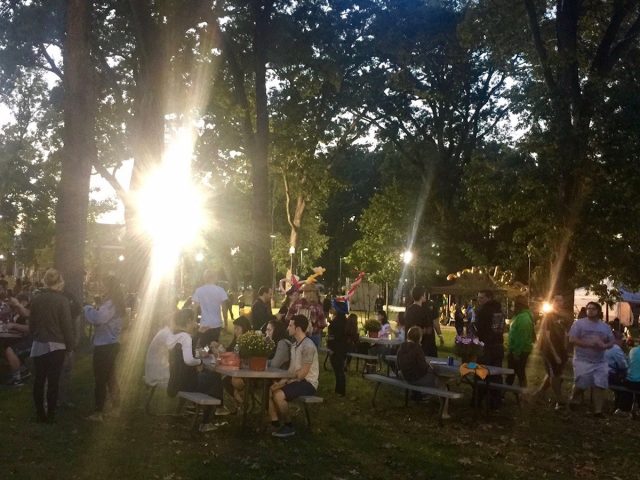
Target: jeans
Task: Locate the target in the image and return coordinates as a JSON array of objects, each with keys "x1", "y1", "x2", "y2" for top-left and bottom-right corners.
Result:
[
  {"x1": 33, "y1": 349, "x2": 67, "y2": 421},
  {"x1": 198, "y1": 371, "x2": 224, "y2": 423},
  {"x1": 478, "y1": 344, "x2": 504, "y2": 408}
]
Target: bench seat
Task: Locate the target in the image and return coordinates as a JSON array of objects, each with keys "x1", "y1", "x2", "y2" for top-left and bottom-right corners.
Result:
[
  {"x1": 176, "y1": 391, "x2": 221, "y2": 432},
  {"x1": 294, "y1": 395, "x2": 324, "y2": 427},
  {"x1": 364, "y1": 374, "x2": 462, "y2": 424}
]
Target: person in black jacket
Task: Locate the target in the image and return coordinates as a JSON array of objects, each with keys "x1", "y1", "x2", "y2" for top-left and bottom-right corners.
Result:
[
  {"x1": 475, "y1": 289, "x2": 505, "y2": 408},
  {"x1": 29, "y1": 269, "x2": 75, "y2": 423},
  {"x1": 327, "y1": 299, "x2": 349, "y2": 396}
]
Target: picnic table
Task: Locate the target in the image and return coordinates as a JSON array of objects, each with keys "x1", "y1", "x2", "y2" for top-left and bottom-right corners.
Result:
[
  {"x1": 357, "y1": 336, "x2": 403, "y2": 347},
  {"x1": 208, "y1": 362, "x2": 295, "y2": 428}
]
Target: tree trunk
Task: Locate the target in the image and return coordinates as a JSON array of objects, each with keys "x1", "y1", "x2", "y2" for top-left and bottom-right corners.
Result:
[
  {"x1": 250, "y1": 0, "x2": 274, "y2": 289},
  {"x1": 287, "y1": 194, "x2": 306, "y2": 274},
  {"x1": 54, "y1": 0, "x2": 96, "y2": 303},
  {"x1": 124, "y1": 1, "x2": 169, "y2": 292}
]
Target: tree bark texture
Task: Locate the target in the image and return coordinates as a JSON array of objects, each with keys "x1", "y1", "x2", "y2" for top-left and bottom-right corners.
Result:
[
  {"x1": 54, "y1": 0, "x2": 96, "y2": 304},
  {"x1": 250, "y1": 0, "x2": 274, "y2": 289}
]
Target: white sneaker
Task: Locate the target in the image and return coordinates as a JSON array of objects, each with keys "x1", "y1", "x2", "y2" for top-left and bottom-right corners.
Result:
[
  {"x1": 86, "y1": 413, "x2": 104, "y2": 422},
  {"x1": 214, "y1": 406, "x2": 231, "y2": 416},
  {"x1": 198, "y1": 422, "x2": 217, "y2": 433}
]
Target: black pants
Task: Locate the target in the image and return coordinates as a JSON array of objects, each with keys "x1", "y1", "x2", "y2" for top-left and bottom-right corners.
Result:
[
  {"x1": 93, "y1": 343, "x2": 120, "y2": 412},
  {"x1": 197, "y1": 328, "x2": 221, "y2": 348},
  {"x1": 33, "y1": 349, "x2": 67, "y2": 421},
  {"x1": 478, "y1": 344, "x2": 504, "y2": 408},
  {"x1": 198, "y1": 371, "x2": 224, "y2": 422},
  {"x1": 506, "y1": 351, "x2": 530, "y2": 387},
  {"x1": 616, "y1": 379, "x2": 640, "y2": 412},
  {"x1": 330, "y1": 351, "x2": 346, "y2": 396}
]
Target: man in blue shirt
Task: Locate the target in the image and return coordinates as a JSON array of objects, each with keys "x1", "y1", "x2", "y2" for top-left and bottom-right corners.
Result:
[{"x1": 568, "y1": 301, "x2": 615, "y2": 417}]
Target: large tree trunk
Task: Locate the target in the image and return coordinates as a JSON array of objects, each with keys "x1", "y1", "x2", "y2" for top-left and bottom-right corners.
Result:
[
  {"x1": 54, "y1": 0, "x2": 96, "y2": 303},
  {"x1": 250, "y1": 0, "x2": 274, "y2": 289},
  {"x1": 124, "y1": 1, "x2": 169, "y2": 292}
]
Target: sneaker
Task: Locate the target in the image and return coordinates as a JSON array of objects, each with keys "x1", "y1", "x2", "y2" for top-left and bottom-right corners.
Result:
[
  {"x1": 198, "y1": 423, "x2": 218, "y2": 433},
  {"x1": 6, "y1": 378, "x2": 25, "y2": 387},
  {"x1": 214, "y1": 406, "x2": 231, "y2": 416},
  {"x1": 554, "y1": 402, "x2": 565, "y2": 411},
  {"x1": 272, "y1": 424, "x2": 296, "y2": 438},
  {"x1": 86, "y1": 413, "x2": 104, "y2": 422},
  {"x1": 613, "y1": 409, "x2": 630, "y2": 418}
]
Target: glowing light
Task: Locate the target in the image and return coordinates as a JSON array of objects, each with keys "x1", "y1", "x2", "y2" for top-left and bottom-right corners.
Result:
[
  {"x1": 118, "y1": 254, "x2": 125, "y2": 262},
  {"x1": 135, "y1": 128, "x2": 208, "y2": 275},
  {"x1": 289, "y1": 246, "x2": 295, "y2": 255},
  {"x1": 542, "y1": 301, "x2": 553, "y2": 313},
  {"x1": 195, "y1": 252, "x2": 204, "y2": 262},
  {"x1": 402, "y1": 250, "x2": 413, "y2": 264}
]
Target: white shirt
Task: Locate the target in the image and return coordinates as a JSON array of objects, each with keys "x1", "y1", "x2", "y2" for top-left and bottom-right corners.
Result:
[
  {"x1": 192, "y1": 284, "x2": 228, "y2": 329},
  {"x1": 144, "y1": 328, "x2": 201, "y2": 387}
]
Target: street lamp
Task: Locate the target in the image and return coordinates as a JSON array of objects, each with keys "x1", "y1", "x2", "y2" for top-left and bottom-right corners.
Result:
[
  {"x1": 339, "y1": 256, "x2": 345, "y2": 290},
  {"x1": 118, "y1": 254, "x2": 125, "y2": 262},
  {"x1": 270, "y1": 235, "x2": 277, "y2": 303},
  {"x1": 300, "y1": 247, "x2": 308, "y2": 275},
  {"x1": 289, "y1": 246, "x2": 295, "y2": 274},
  {"x1": 526, "y1": 243, "x2": 533, "y2": 303},
  {"x1": 402, "y1": 250, "x2": 415, "y2": 287}
]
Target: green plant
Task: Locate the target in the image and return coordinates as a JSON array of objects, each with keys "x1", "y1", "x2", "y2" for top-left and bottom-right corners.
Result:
[
  {"x1": 237, "y1": 331, "x2": 275, "y2": 358},
  {"x1": 363, "y1": 318, "x2": 382, "y2": 333}
]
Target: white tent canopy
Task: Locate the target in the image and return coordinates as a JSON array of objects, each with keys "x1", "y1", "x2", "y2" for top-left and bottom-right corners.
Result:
[{"x1": 574, "y1": 280, "x2": 640, "y2": 325}]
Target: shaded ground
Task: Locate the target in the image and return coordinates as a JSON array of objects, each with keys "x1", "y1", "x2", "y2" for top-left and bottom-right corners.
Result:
[{"x1": 1, "y1": 327, "x2": 637, "y2": 480}]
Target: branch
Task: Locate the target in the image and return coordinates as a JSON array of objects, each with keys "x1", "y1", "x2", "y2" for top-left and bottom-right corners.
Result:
[
  {"x1": 93, "y1": 162, "x2": 128, "y2": 202},
  {"x1": 39, "y1": 44, "x2": 63, "y2": 79},
  {"x1": 282, "y1": 171, "x2": 295, "y2": 230},
  {"x1": 522, "y1": 0, "x2": 557, "y2": 92},
  {"x1": 607, "y1": 9, "x2": 640, "y2": 72}
]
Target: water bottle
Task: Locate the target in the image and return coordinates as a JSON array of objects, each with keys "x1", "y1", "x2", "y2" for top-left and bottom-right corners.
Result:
[{"x1": 234, "y1": 343, "x2": 240, "y2": 355}]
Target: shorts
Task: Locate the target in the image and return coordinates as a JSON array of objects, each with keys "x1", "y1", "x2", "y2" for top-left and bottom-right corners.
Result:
[
  {"x1": 542, "y1": 355, "x2": 566, "y2": 377},
  {"x1": 198, "y1": 328, "x2": 221, "y2": 347},
  {"x1": 573, "y1": 359, "x2": 609, "y2": 390},
  {"x1": 281, "y1": 380, "x2": 316, "y2": 401}
]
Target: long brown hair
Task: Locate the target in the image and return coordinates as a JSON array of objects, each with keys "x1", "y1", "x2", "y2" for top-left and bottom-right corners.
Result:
[{"x1": 103, "y1": 275, "x2": 126, "y2": 317}]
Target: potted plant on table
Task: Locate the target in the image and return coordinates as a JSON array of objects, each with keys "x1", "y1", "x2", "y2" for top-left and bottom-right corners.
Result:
[
  {"x1": 454, "y1": 335, "x2": 485, "y2": 363},
  {"x1": 363, "y1": 318, "x2": 382, "y2": 338},
  {"x1": 237, "y1": 331, "x2": 276, "y2": 371}
]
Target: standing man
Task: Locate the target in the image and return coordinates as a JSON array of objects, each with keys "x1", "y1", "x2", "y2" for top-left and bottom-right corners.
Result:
[
  {"x1": 285, "y1": 283, "x2": 325, "y2": 347},
  {"x1": 475, "y1": 289, "x2": 505, "y2": 408},
  {"x1": 269, "y1": 314, "x2": 319, "y2": 438},
  {"x1": 250, "y1": 286, "x2": 273, "y2": 331},
  {"x1": 192, "y1": 270, "x2": 228, "y2": 346},
  {"x1": 374, "y1": 294, "x2": 385, "y2": 314},
  {"x1": 568, "y1": 301, "x2": 615, "y2": 417},
  {"x1": 533, "y1": 294, "x2": 571, "y2": 409},
  {"x1": 404, "y1": 286, "x2": 443, "y2": 356}
]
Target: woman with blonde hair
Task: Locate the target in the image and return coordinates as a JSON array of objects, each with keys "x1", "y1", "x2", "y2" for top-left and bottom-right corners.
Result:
[{"x1": 29, "y1": 269, "x2": 74, "y2": 423}]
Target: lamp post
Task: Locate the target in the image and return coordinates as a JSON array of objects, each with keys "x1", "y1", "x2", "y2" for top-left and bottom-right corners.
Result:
[
  {"x1": 270, "y1": 234, "x2": 276, "y2": 301},
  {"x1": 299, "y1": 247, "x2": 308, "y2": 276},
  {"x1": 339, "y1": 256, "x2": 344, "y2": 291},
  {"x1": 289, "y1": 245, "x2": 295, "y2": 275},
  {"x1": 526, "y1": 243, "x2": 533, "y2": 303},
  {"x1": 402, "y1": 250, "x2": 415, "y2": 287}
]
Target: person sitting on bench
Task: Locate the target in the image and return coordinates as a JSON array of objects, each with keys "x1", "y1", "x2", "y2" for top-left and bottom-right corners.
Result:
[{"x1": 397, "y1": 326, "x2": 450, "y2": 418}]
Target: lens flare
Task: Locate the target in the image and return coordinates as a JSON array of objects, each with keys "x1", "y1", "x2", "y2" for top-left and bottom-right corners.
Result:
[
  {"x1": 541, "y1": 301, "x2": 553, "y2": 313},
  {"x1": 135, "y1": 129, "x2": 208, "y2": 276}
]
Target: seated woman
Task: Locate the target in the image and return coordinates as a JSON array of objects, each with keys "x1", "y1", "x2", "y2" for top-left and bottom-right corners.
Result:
[
  {"x1": 2, "y1": 294, "x2": 32, "y2": 386},
  {"x1": 267, "y1": 319, "x2": 290, "y2": 369},
  {"x1": 377, "y1": 311, "x2": 391, "y2": 339},
  {"x1": 167, "y1": 309, "x2": 226, "y2": 431},
  {"x1": 219, "y1": 316, "x2": 252, "y2": 407},
  {"x1": 396, "y1": 326, "x2": 451, "y2": 418}
]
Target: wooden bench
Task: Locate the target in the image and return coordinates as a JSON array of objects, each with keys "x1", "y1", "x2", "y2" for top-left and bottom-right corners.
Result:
[
  {"x1": 318, "y1": 347, "x2": 333, "y2": 371},
  {"x1": 294, "y1": 395, "x2": 323, "y2": 427},
  {"x1": 364, "y1": 374, "x2": 462, "y2": 424},
  {"x1": 176, "y1": 391, "x2": 221, "y2": 432},
  {"x1": 347, "y1": 352, "x2": 379, "y2": 374}
]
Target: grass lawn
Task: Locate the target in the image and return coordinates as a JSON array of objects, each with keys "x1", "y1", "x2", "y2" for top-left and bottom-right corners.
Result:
[{"x1": 1, "y1": 325, "x2": 638, "y2": 480}]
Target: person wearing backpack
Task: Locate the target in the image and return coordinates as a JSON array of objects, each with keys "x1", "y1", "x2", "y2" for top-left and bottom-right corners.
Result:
[{"x1": 506, "y1": 295, "x2": 536, "y2": 388}]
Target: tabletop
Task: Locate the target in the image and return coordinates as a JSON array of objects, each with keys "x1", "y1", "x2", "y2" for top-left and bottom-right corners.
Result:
[
  {"x1": 212, "y1": 365, "x2": 295, "y2": 379},
  {"x1": 0, "y1": 332, "x2": 23, "y2": 339},
  {"x1": 358, "y1": 336, "x2": 403, "y2": 346}
]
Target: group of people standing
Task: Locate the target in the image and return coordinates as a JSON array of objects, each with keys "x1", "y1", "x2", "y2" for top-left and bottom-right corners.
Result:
[{"x1": 1, "y1": 269, "x2": 124, "y2": 423}]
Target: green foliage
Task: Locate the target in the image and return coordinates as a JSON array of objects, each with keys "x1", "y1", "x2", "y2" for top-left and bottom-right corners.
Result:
[
  {"x1": 237, "y1": 330, "x2": 275, "y2": 358},
  {"x1": 363, "y1": 318, "x2": 381, "y2": 333}
]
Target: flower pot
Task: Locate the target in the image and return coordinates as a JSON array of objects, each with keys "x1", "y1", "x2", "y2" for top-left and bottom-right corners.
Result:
[
  {"x1": 248, "y1": 356, "x2": 268, "y2": 371},
  {"x1": 368, "y1": 331, "x2": 379, "y2": 338}
]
